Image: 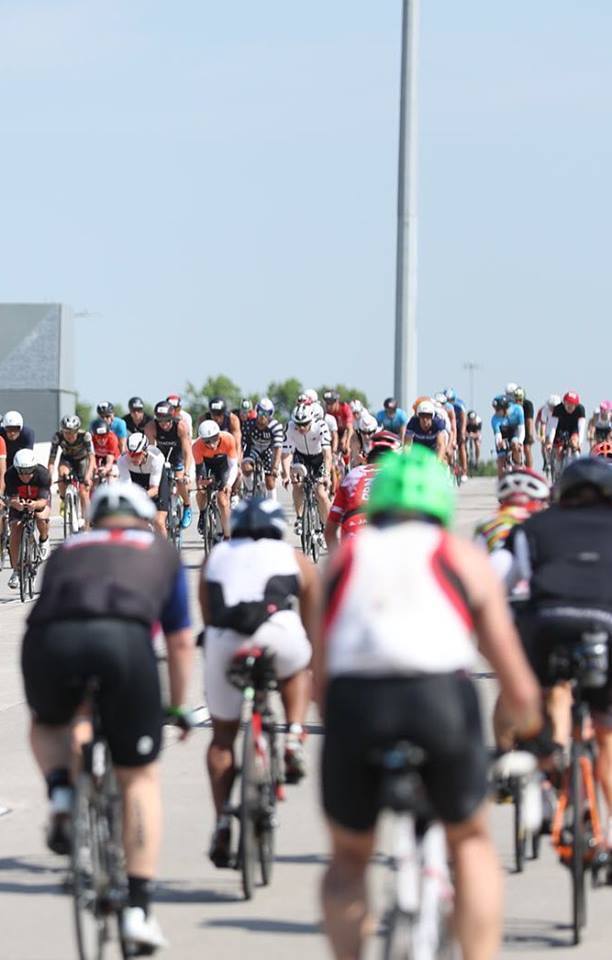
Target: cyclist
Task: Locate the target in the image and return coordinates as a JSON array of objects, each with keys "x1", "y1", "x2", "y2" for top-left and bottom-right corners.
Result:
[
  {"x1": 375, "y1": 396, "x2": 408, "y2": 443},
  {"x1": 315, "y1": 446, "x2": 541, "y2": 960},
  {"x1": 200, "y1": 498, "x2": 318, "y2": 867},
  {"x1": 167, "y1": 393, "x2": 193, "y2": 439},
  {"x1": 6, "y1": 449, "x2": 51, "y2": 587},
  {"x1": 145, "y1": 401, "x2": 193, "y2": 528},
  {"x1": 546, "y1": 391, "x2": 586, "y2": 471},
  {"x1": 323, "y1": 391, "x2": 354, "y2": 461},
  {"x1": 237, "y1": 397, "x2": 257, "y2": 425},
  {"x1": 535, "y1": 394, "x2": 561, "y2": 472},
  {"x1": 123, "y1": 396, "x2": 153, "y2": 435},
  {"x1": 48, "y1": 415, "x2": 96, "y2": 525},
  {"x1": 240, "y1": 398, "x2": 284, "y2": 496},
  {"x1": 325, "y1": 430, "x2": 399, "y2": 553},
  {"x1": 513, "y1": 387, "x2": 535, "y2": 467},
  {"x1": 504, "y1": 457, "x2": 612, "y2": 855},
  {"x1": 348, "y1": 412, "x2": 379, "y2": 468},
  {"x1": 433, "y1": 392, "x2": 457, "y2": 449},
  {"x1": 282, "y1": 403, "x2": 332, "y2": 535},
  {"x1": 0, "y1": 410, "x2": 35, "y2": 468},
  {"x1": 91, "y1": 402, "x2": 128, "y2": 454},
  {"x1": 200, "y1": 397, "x2": 242, "y2": 454},
  {"x1": 444, "y1": 388, "x2": 468, "y2": 482},
  {"x1": 491, "y1": 394, "x2": 525, "y2": 478},
  {"x1": 21, "y1": 483, "x2": 193, "y2": 953},
  {"x1": 117, "y1": 433, "x2": 168, "y2": 536},
  {"x1": 192, "y1": 421, "x2": 238, "y2": 540},
  {"x1": 405, "y1": 399, "x2": 448, "y2": 461},
  {"x1": 589, "y1": 400, "x2": 612, "y2": 448},
  {"x1": 465, "y1": 409, "x2": 483, "y2": 469},
  {"x1": 91, "y1": 421, "x2": 121, "y2": 484}
]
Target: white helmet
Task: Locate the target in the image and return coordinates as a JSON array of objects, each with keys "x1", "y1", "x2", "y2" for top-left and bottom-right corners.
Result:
[
  {"x1": 61, "y1": 415, "x2": 81, "y2": 431},
  {"x1": 311, "y1": 401, "x2": 325, "y2": 420},
  {"x1": 304, "y1": 388, "x2": 318, "y2": 403},
  {"x1": 434, "y1": 392, "x2": 447, "y2": 406},
  {"x1": 497, "y1": 468, "x2": 550, "y2": 505},
  {"x1": 416, "y1": 400, "x2": 435, "y2": 416},
  {"x1": 357, "y1": 412, "x2": 378, "y2": 435},
  {"x1": 3, "y1": 410, "x2": 23, "y2": 429},
  {"x1": 506, "y1": 382, "x2": 518, "y2": 395},
  {"x1": 127, "y1": 432, "x2": 148, "y2": 454},
  {"x1": 88, "y1": 481, "x2": 156, "y2": 524},
  {"x1": 292, "y1": 403, "x2": 314, "y2": 426},
  {"x1": 350, "y1": 399, "x2": 363, "y2": 416},
  {"x1": 548, "y1": 393, "x2": 561, "y2": 407},
  {"x1": 198, "y1": 420, "x2": 220, "y2": 441},
  {"x1": 14, "y1": 448, "x2": 37, "y2": 471}
]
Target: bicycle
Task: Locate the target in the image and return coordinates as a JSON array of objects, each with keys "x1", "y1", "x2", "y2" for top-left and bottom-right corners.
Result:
[
  {"x1": 294, "y1": 469, "x2": 325, "y2": 564},
  {"x1": 548, "y1": 631, "x2": 610, "y2": 945},
  {"x1": 492, "y1": 750, "x2": 541, "y2": 874},
  {"x1": 225, "y1": 646, "x2": 284, "y2": 901},
  {"x1": 370, "y1": 741, "x2": 456, "y2": 960},
  {"x1": 0, "y1": 496, "x2": 9, "y2": 569},
  {"x1": 17, "y1": 503, "x2": 42, "y2": 603},
  {"x1": 62, "y1": 472, "x2": 82, "y2": 540},
  {"x1": 549, "y1": 433, "x2": 577, "y2": 485},
  {"x1": 198, "y1": 477, "x2": 223, "y2": 556},
  {"x1": 164, "y1": 464, "x2": 183, "y2": 551},
  {"x1": 466, "y1": 435, "x2": 479, "y2": 477}
]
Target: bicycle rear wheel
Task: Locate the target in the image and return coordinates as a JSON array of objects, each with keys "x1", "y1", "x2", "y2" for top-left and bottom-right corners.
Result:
[
  {"x1": 512, "y1": 777, "x2": 526, "y2": 873},
  {"x1": 18, "y1": 528, "x2": 35, "y2": 603},
  {"x1": 570, "y1": 745, "x2": 586, "y2": 944},
  {"x1": 239, "y1": 722, "x2": 258, "y2": 900},
  {"x1": 300, "y1": 499, "x2": 312, "y2": 559},
  {"x1": 72, "y1": 777, "x2": 111, "y2": 960},
  {"x1": 309, "y1": 502, "x2": 320, "y2": 564},
  {"x1": 63, "y1": 493, "x2": 72, "y2": 540},
  {"x1": 257, "y1": 740, "x2": 276, "y2": 886},
  {"x1": 382, "y1": 906, "x2": 414, "y2": 960}
]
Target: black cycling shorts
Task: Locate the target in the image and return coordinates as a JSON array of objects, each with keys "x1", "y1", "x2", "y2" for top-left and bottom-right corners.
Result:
[
  {"x1": 244, "y1": 447, "x2": 274, "y2": 473},
  {"x1": 22, "y1": 618, "x2": 163, "y2": 767},
  {"x1": 197, "y1": 459, "x2": 229, "y2": 489},
  {"x1": 322, "y1": 673, "x2": 487, "y2": 831},
  {"x1": 293, "y1": 451, "x2": 326, "y2": 480},
  {"x1": 59, "y1": 455, "x2": 89, "y2": 482},
  {"x1": 154, "y1": 469, "x2": 171, "y2": 512}
]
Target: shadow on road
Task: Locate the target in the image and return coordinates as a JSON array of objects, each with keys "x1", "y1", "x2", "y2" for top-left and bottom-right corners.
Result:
[
  {"x1": 204, "y1": 917, "x2": 321, "y2": 934},
  {"x1": 0, "y1": 855, "x2": 67, "y2": 895},
  {"x1": 156, "y1": 879, "x2": 236, "y2": 904},
  {"x1": 503, "y1": 917, "x2": 569, "y2": 949},
  {"x1": 274, "y1": 853, "x2": 329, "y2": 866}
]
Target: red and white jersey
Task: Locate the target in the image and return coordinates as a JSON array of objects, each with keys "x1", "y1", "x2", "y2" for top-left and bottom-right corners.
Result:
[
  {"x1": 328, "y1": 464, "x2": 376, "y2": 539},
  {"x1": 324, "y1": 523, "x2": 476, "y2": 677}
]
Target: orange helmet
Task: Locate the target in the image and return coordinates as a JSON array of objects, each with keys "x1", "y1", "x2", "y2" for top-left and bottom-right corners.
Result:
[{"x1": 592, "y1": 441, "x2": 612, "y2": 460}]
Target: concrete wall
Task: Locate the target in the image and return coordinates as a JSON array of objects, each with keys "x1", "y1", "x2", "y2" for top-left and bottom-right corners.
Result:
[{"x1": 0, "y1": 304, "x2": 76, "y2": 438}]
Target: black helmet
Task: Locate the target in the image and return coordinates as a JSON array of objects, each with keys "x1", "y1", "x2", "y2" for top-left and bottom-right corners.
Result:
[
  {"x1": 209, "y1": 396, "x2": 226, "y2": 413},
  {"x1": 230, "y1": 497, "x2": 287, "y2": 540},
  {"x1": 128, "y1": 396, "x2": 145, "y2": 411},
  {"x1": 154, "y1": 401, "x2": 173, "y2": 421},
  {"x1": 323, "y1": 389, "x2": 340, "y2": 404},
  {"x1": 97, "y1": 401, "x2": 114, "y2": 417},
  {"x1": 556, "y1": 456, "x2": 612, "y2": 503}
]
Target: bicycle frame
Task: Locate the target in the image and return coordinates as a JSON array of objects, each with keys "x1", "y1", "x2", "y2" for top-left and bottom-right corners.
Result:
[{"x1": 164, "y1": 462, "x2": 183, "y2": 550}]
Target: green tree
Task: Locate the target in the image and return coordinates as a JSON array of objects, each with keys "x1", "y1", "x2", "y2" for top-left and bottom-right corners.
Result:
[
  {"x1": 76, "y1": 397, "x2": 92, "y2": 426},
  {"x1": 318, "y1": 384, "x2": 369, "y2": 408},
  {"x1": 267, "y1": 378, "x2": 303, "y2": 421},
  {"x1": 184, "y1": 375, "x2": 242, "y2": 420}
]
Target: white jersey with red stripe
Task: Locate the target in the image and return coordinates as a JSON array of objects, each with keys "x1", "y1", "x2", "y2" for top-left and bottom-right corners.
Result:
[
  {"x1": 328, "y1": 463, "x2": 376, "y2": 538},
  {"x1": 325, "y1": 522, "x2": 476, "y2": 677}
]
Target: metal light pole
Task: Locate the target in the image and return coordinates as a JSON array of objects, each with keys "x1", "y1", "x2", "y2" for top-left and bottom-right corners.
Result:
[
  {"x1": 394, "y1": 0, "x2": 420, "y2": 409},
  {"x1": 463, "y1": 361, "x2": 480, "y2": 410}
]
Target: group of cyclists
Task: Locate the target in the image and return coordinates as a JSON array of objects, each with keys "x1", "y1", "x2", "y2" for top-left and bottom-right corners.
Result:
[{"x1": 8, "y1": 378, "x2": 612, "y2": 959}]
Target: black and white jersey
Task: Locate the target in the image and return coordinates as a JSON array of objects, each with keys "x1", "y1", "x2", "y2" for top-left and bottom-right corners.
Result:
[
  {"x1": 242, "y1": 418, "x2": 284, "y2": 456},
  {"x1": 284, "y1": 419, "x2": 331, "y2": 456}
]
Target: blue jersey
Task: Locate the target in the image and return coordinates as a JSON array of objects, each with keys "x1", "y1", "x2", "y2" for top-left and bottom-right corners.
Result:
[
  {"x1": 90, "y1": 416, "x2": 128, "y2": 441},
  {"x1": 452, "y1": 397, "x2": 466, "y2": 418},
  {"x1": 406, "y1": 414, "x2": 446, "y2": 450},
  {"x1": 376, "y1": 408, "x2": 409, "y2": 435},
  {"x1": 491, "y1": 403, "x2": 524, "y2": 438}
]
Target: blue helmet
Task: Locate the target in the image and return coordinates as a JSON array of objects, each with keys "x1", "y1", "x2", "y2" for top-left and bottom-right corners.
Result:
[
  {"x1": 492, "y1": 393, "x2": 510, "y2": 410},
  {"x1": 444, "y1": 388, "x2": 456, "y2": 402}
]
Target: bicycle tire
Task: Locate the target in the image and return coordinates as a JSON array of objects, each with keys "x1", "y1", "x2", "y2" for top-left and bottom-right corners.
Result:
[
  {"x1": 309, "y1": 501, "x2": 320, "y2": 564},
  {"x1": 0, "y1": 519, "x2": 8, "y2": 570},
  {"x1": 300, "y1": 497, "x2": 312, "y2": 558},
  {"x1": 571, "y1": 744, "x2": 586, "y2": 944},
  {"x1": 72, "y1": 776, "x2": 111, "y2": 960},
  {"x1": 63, "y1": 492, "x2": 72, "y2": 541},
  {"x1": 239, "y1": 722, "x2": 257, "y2": 901},
  {"x1": 27, "y1": 528, "x2": 36, "y2": 599},
  {"x1": 382, "y1": 906, "x2": 414, "y2": 960},
  {"x1": 257, "y1": 777, "x2": 275, "y2": 887},
  {"x1": 18, "y1": 527, "x2": 29, "y2": 603},
  {"x1": 512, "y1": 778, "x2": 526, "y2": 873}
]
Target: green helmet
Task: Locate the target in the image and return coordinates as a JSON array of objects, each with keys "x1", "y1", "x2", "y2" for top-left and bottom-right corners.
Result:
[{"x1": 366, "y1": 445, "x2": 455, "y2": 526}]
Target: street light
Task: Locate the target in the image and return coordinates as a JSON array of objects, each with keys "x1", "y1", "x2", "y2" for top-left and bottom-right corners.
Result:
[{"x1": 463, "y1": 361, "x2": 481, "y2": 410}]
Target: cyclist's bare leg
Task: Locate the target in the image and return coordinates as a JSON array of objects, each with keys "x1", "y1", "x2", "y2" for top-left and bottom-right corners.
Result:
[
  {"x1": 315, "y1": 483, "x2": 331, "y2": 523},
  {"x1": 35, "y1": 511, "x2": 50, "y2": 543},
  {"x1": 524, "y1": 443, "x2": 533, "y2": 468},
  {"x1": 511, "y1": 441, "x2": 523, "y2": 466},
  {"x1": 322, "y1": 821, "x2": 376, "y2": 960},
  {"x1": 445, "y1": 804, "x2": 502, "y2": 960},
  {"x1": 459, "y1": 439, "x2": 468, "y2": 474},
  {"x1": 218, "y1": 488, "x2": 230, "y2": 538},
  {"x1": 474, "y1": 437, "x2": 481, "y2": 464},
  {"x1": 9, "y1": 520, "x2": 22, "y2": 569},
  {"x1": 115, "y1": 763, "x2": 161, "y2": 878},
  {"x1": 77, "y1": 483, "x2": 90, "y2": 523},
  {"x1": 29, "y1": 719, "x2": 71, "y2": 774},
  {"x1": 207, "y1": 718, "x2": 240, "y2": 816},
  {"x1": 154, "y1": 511, "x2": 167, "y2": 537},
  {"x1": 265, "y1": 473, "x2": 277, "y2": 498},
  {"x1": 57, "y1": 465, "x2": 69, "y2": 501},
  {"x1": 176, "y1": 472, "x2": 190, "y2": 509},
  {"x1": 292, "y1": 482, "x2": 305, "y2": 518},
  {"x1": 280, "y1": 669, "x2": 310, "y2": 727},
  {"x1": 546, "y1": 681, "x2": 572, "y2": 749}
]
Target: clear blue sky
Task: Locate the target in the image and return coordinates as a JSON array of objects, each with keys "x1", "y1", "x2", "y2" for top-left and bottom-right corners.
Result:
[{"x1": 0, "y1": 1, "x2": 610, "y2": 421}]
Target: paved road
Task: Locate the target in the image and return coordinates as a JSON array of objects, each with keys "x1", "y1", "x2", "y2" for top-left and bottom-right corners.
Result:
[{"x1": 1, "y1": 481, "x2": 611, "y2": 958}]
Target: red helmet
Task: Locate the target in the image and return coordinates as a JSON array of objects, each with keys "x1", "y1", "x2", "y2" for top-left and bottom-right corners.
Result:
[
  {"x1": 592, "y1": 441, "x2": 612, "y2": 461},
  {"x1": 563, "y1": 391, "x2": 580, "y2": 405},
  {"x1": 371, "y1": 430, "x2": 400, "y2": 452},
  {"x1": 497, "y1": 467, "x2": 550, "y2": 506}
]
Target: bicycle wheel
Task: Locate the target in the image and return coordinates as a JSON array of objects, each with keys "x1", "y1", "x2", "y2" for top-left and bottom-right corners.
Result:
[
  {"x1": 309, "y1": 502, "x2": 320, "y2": 564},
  {"x1": 18, "y1": 528, "x2": 29, "y2": 603},
  {"x1": 0, "y1": 518, "x2": 8, "y2": 569},
  {"x1": 72, "y1": 777, "x2": 111, "y2": 960},
  {"x1": 570, "y1": 745, "x2": 586, "y2": 944},
  {"x1": 257, "y1": 732, "x2": 277, "y2": 886},
  {"x1": 239, "y1": 722, "x2": 258, "y2": 901},
  {"x1": 63, "y1": 493, "x2": 72, "y2": 540},
  {"x1": 382, "y1": 906, "x2": 414, "y2": 960},
  {"x1": 300, "y1": 497, "x2": 312, "y2": 558},
  {"x1": 512, "y1": 777, "x2": 526, "y2": 873}
]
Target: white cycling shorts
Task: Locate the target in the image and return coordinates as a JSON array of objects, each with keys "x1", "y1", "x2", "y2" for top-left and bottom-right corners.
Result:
[{"x1": 204, "y1": 610, "x2": 311, "y2": 721}]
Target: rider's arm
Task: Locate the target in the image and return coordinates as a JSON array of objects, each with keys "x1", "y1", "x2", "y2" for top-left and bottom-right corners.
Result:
[
  {"x1": 576, "y1": 417, "x2": 586, "y2": 448},
  {"x1": 229, "y1": 413, "x2": 242, "y2": 461},
  {"x1": 47, "y1": 433, "x2": 60, "y2": 473},
  {"x1": 546, "y1": 416, "x2": 559, "y2": 444},
  {"x1": 161, "y1": 563, "x2": 194, "y2": 709},
  {"x1": 0, "y1": 440, "x2": 6, "y2": 495},
  {"x1": 178, "y1": 421, "x2": 193, "y2": 473},
  {"x1": 435, "y1": 430, "x2": 446, "y2": 462}
]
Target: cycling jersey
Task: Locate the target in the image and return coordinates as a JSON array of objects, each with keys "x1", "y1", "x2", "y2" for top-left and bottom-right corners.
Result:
[
  {"x1": 28, "y1": 527, "x2": 189, "y2": 632},
  {"x1": 474, "y1": 505, "x2": 531, "y2": 553},
  {"x1": 153, "y1": 420, "x2": 183, "y2": 467},
  {"x1": 491, "y1": 403, "x2": 525, "y2": 443},
  {"x1": 328, "y1": 464, "x2": 376, "y2": 539},
  {"x1": 466, "y1": 417, "x2": 482, "y2": 435},
  {"x1": 285, "y1": 419, "x2": 331, "y2": 456},
  {"x1": 405, "y1": 414, "x2": 446, "y2": 450},
  {"x1": 325, "y1": 523, "x2": 475, "y2": 676},
  {"x1": 0, "y1": 425, "x2": 35, "y2": 468},
  {"x1": 123, "y1": 412, "x2": 153, "y2": 434},
  {"x1": 50, "y1": 430, "x2": 94, "y2": 462},
  {"x1": 117, "y1": 446, "x2": 165, "y2": 489},
  {"x1": 549, "y1": 403, "x2": 586, "y2": 443},
  {"x1": 5, "y1": 464, "x2": 51, "y2": 504},
  {"x1": 328, "y1": 403, "x2": 353, "y2": 437},
  {"x1": 90, "y1": 416, "x2": 128, "y2": 442},
  {"x1": 193, "y1": 433, "x2": 238, "y2": 487},
  {"x1": 92, "y1": 432, "x2": 121, "y2": 464},
  {"x1": 0, "y1": 436, "x2": 6, "y2": 459},
  {"x1": 241, "y1": 418, "x2": 284, "y2": 456},
  {"x1": 376, "y1": 408, "x2": 408, "y2": 435}
]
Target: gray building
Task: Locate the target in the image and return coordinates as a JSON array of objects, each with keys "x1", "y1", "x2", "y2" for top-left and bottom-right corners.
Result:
[{"x1": 0, "y1": 304, "x2": 76, "y2": 441}]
